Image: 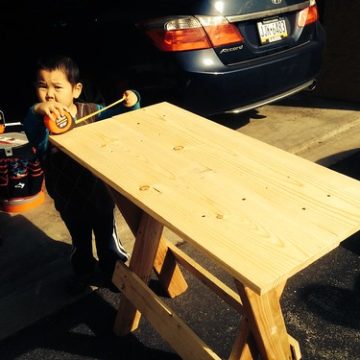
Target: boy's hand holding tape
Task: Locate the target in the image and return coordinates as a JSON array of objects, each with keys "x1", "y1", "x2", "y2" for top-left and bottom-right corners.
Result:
[{"x1": 41, "y1": 90, "x2": 137, "y2": 135}]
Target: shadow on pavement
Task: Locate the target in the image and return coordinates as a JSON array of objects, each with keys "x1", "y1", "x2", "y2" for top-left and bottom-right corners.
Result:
[
  {"x1": 300, "y1": 232, "x2": 360, "y2": 331},
  {"x1": 328, "y1": 149, "x2": 360, "y2": 179},
  {"x1": 298, "y1": 150, "x2": 360, "y2": 332},
  {"x1": 0, "y1": 210, "x2": 71, "y2": 295},
  {"x1": 314, "y1": 148, "x2": 360, "y2": 167},
  {"x1": 0, "y1": 210, "x2": 76, "y2": 341},
  {"x1": 0, "y1": 290, "x2": 180, "y2": 360},
  {"x1": 300, "y1": 270, "x2": 360, "y2": 331},
  {"x1": 209, "y1": 108, "x2": 266, "y2": 130},
  {"x1": 0, "y1": 209, "x2": 181, "y2": 359}
]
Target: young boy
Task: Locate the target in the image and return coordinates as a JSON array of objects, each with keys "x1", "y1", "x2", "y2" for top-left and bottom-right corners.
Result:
[{"x1": 23, "y1": 55, "x2": 140, "y2": 290}]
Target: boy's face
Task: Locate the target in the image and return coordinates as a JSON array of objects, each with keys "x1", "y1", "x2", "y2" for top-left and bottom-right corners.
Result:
[{"x1": 35, "y1": 69, "x2": 82, "y2": 108}]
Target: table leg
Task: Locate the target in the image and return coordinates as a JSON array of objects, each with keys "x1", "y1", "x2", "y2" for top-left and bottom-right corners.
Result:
[
  {"x1": 113, "y1": 212, "x2": 164, "y2": 336},
  {"x1": 110, "y1": 188, "x2": 188, "y2": 298},
  {"x1": 153, "y1": 236, "x2": 189, "y2": 298},
  {"x1": 229, "y1": 317, "x2": 259, "y2": 360},
  {"x1": 235, "y1": 281, "x2": 293, "y2": 360}
]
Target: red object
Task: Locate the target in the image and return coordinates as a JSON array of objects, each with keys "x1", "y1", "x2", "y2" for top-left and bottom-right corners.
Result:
[
  {"x1": 0, "y1": 190, "x2": 45, "y2": 213},
  {"x1": 145, "y1": 16, "x2": 244, "y2": 52},
  {"x1": 298, "y1": 5, "x2": 319, "y2": 27}
]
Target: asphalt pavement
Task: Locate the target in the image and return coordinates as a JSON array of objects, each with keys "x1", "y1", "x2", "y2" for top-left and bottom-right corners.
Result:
[
  {"x1": 0, "y1": 212, "x2": 359, "y2": 360},
  {"x1": 0, "y1": 95, "x2": 360, "y2": 360}
]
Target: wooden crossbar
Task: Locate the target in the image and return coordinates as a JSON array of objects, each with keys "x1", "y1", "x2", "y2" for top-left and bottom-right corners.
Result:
[
  {"x1": 166, "y1": 241, "x2": 243, "y2": 313},
  {"x1": 161, "y1": 241, "x2": 301, "y2": 359},
  {"x1": 113, "y1": 261, "x2": 221, "y2": 360}
]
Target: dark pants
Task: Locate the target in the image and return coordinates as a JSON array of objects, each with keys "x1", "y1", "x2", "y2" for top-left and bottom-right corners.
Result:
[
  {"x1": 45, "y1": 151, "x2": 128, "y2": 277},
  {"x1": 60, "y1": 194, "x2": 121, "y2": 276}
]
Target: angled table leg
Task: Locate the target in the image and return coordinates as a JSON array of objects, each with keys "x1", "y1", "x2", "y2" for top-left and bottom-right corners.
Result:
[
  {"x1": 109, "y1": 189, "x2": 188, "y2": 298},
  {"x1": 229, "y1": 317, "x2": 260, "y2": 360},
  {"x1": 113, "y1": 212, "x2": 164, "y2": 335},
  {"x1": 153, "y1": 236, "x2": 189, "y2": 298},
  {"x1": 234, "y1": 281, "x2": 293, "y2": 360}
]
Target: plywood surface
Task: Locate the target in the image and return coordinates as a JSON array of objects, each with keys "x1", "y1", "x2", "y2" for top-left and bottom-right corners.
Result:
[{"x1": 50, "y1": 102, "x2": 360, "y2": 294}]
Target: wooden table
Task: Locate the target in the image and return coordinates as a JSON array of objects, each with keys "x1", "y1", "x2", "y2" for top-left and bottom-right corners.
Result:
[{"x1": 50, "y1": 102, "x2": 360, "y2": 360}]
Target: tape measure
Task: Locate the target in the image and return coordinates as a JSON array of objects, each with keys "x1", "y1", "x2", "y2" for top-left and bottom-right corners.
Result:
[
  {"x1": 44, "y1": 95, "x2": 126, "y2": 135},
  {"x1": 43, "y1": 111, "x2": 74, "y2": 134}
]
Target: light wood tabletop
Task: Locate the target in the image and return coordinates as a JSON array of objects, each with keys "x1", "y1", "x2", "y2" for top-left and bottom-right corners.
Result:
[{"x1": 50, "y1": 102, "x2": 360, "y2": 295}]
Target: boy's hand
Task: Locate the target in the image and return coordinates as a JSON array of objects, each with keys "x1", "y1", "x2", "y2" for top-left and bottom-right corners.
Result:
[
  {"x1": 123, "y1": 90, "x2": 138, "y2": 108},
  {"x1": 33, "y1": 102, "x2": 70, "y2": 121}
]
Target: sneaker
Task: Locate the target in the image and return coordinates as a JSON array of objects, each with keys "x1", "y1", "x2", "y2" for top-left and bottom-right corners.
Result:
[
  {"x1": 86, "y1": 265, "x2": 120, "y2": 293},
  {"x1": 115, "y1": 240, "x2": 129, "y2": 262},
  {"x1": 65, "y1": 273, "x2": 93, "y2": 295},
  {"x1": 110, "y1": 224, "x2": 129, "y2": 262},
  {"x1": 99, "y1": 274, "x2": 120, "y2": 293}
]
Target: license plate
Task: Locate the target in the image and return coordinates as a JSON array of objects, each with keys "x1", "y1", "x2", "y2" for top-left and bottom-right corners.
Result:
[{"x1": 257, "y1": 18, "x2": 288, "y2": 44}]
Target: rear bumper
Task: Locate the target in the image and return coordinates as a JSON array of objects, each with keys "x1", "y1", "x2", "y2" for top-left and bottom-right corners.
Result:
[
  {"x1": 171, "y1": 30, "x2": 325, "y2": 115},
  {"x1": 223, "y1": 79, "x2": 316, "y2": 114}
]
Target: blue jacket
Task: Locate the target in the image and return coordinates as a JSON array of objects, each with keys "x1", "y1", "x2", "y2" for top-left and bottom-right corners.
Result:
[
  {"x1": 23, "y1": 92, "x2": 140, "y2": 156},
  {"x1": 22, "y1": 94, "x2": 140, "y2": 212}
]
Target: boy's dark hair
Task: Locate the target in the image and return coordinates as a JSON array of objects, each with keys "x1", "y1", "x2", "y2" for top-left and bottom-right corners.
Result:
[{"x1": 36, "y1": 55, "x2": 80, "y2": 85}]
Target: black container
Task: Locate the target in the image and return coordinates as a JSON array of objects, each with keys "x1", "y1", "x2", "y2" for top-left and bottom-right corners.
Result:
[{"x1": 0, "y1": 132, "x2": 44, "y2": 200}]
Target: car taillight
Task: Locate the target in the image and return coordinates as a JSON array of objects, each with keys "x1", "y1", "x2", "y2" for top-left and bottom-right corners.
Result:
[
  {"x1": 297, "y1": 5, "x2": 319, "y2": 27},
  {"x1": 143, "y1": 16, "x2": 244, "y2": 52}
]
